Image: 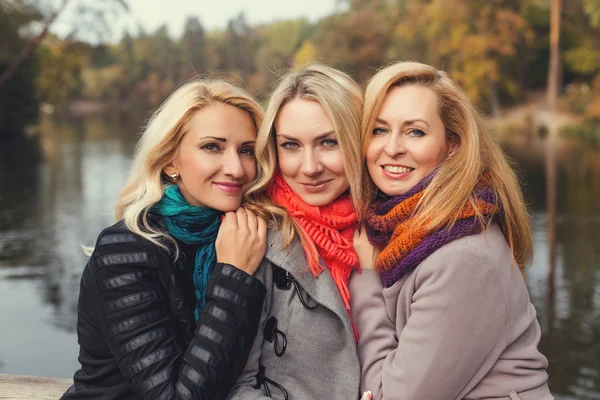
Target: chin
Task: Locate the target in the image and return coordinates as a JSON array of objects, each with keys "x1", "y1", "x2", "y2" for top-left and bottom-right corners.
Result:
[
  {"x1": 205, "y1": 197, "x2": 243, "y2": 213},
  {"x1": 298, "y1": 193, "x2": 337, "y2": 207},
  {"x1": 380, "y1": 184, "x2": 413, "y2": 197}
]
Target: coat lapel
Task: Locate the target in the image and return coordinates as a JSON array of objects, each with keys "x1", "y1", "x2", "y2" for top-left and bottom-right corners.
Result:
[{"x1": 265, "y1": 229, "x2": 353, "y2": 333}]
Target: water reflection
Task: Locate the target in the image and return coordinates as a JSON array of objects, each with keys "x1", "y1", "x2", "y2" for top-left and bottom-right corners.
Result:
[
  {"x1": 0, "y1": 115, "x2": 599, "y2": 397},
  {"x1": 503, "y1": 125, "x2": 600, "y2": 399},
  {"x1": 0, "y1": 114, "x2": 140, "y2": 377}
]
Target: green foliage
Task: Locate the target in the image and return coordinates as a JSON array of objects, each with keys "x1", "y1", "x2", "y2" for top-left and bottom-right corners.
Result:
[
  {"x1": 584, "y1": 0, "x2": 600, "y2": 28},
  {"x1": 13, "y1": 0, "x2": 600, "y2": 115}
]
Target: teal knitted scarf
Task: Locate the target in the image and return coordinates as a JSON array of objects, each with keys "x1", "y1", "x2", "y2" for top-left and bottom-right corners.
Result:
[{"x1": 150, "y1": 185, "x2": 221, "y2": 321}]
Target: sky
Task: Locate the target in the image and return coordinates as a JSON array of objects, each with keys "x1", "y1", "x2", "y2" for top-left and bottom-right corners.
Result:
[{"x1": 51, "y1": 0, "x2": 341, "y2": 43}]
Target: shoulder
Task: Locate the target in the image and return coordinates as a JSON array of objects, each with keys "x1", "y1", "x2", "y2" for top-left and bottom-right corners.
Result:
[
  {"x1": 89, "y1": 219, "x2": 169, "y2": 271},
  {"x1": 413, "y1": 224, "x2": 511, "y2": 301},
  {"x1": 264, "y1": 227, "x2": 300, "y2": 264},
  {"x1": 419, "y1": 223, "x2": 510, "y2": 271}
]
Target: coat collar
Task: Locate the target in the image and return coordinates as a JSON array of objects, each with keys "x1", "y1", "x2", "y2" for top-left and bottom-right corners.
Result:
[{"x1": 265, "y1": 229, "x2": 353, "y2": 333}]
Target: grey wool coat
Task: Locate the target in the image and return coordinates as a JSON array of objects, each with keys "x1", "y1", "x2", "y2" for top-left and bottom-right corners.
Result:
[
  {"x1": 227, "y1": 228, "x2": 361, "y2": 400},
  {"x1": 349, "y1": 224, "x2": 553, "y2": 400}
]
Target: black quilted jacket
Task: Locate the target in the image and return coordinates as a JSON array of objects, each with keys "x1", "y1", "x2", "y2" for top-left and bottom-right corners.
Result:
[{"x1": 61, "y1": 218, "x2": 266, "y2": 400}]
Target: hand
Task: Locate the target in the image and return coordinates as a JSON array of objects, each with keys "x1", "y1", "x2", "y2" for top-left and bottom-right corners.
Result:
[
  {"x1": 215, "y1": 207, "x2": 267, "y2": 275},
  {"x1": 361, "y1": 391, "x2": 373, "y2": 400},
  {"x1": 353, "y1": 226, "x2": 379, "y2": 270}
]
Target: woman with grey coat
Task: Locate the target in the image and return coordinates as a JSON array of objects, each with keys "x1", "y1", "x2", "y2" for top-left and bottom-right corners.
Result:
[
  {"x1": 227, "y1": 64, "x2": 365, "y2": 400},
  {"x1": 351, "y1": 61, "x2": 553, "y2": 400}
]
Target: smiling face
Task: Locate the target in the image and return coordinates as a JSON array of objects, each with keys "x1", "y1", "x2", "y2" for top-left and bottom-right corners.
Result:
[
  {"x1": 163, "y1": 101, "x2": 257, "y2": 212},
  {"x1": 274, "y1": 97, "x2": 349, "y2": 206},
  {"x1": 366, "y1": 84, "x2": 458, "y2": 196}
]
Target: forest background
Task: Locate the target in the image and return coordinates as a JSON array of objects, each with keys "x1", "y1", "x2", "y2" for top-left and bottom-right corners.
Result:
[
  {"x1": 2, "y1": 1, "x2": 600, "y2": 398},
  {"x1": 1, "y1": 0, "x2": 600, "y2": 137}
]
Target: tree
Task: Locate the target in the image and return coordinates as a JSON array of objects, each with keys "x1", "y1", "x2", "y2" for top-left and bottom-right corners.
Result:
[
  {"x1": 0, "y1": 0, "x2": 128, "y2": 92},
  {"x1": 584, "y1": 0, "x2": 600, "y2": 28},
  {"x1": 547, "y1": 0, "x2": 562, "y2": 109},
  {"x1": 0, "y1": 2, "x2": 41, "y2": 136},
  {"x1": 314, "y1": 5, "x2": 389, "y2": 82},
  {"x1": 180, "y1": 16, "x2": 207, "y2": 79},
  {"x1": 390, "y1": 0, "x2": 530, "y2": 112}
]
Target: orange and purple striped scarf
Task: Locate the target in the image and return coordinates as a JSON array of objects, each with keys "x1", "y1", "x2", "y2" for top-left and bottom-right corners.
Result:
[{"x1": 365, "y1": 172, "x2": 498, "y2": 287}]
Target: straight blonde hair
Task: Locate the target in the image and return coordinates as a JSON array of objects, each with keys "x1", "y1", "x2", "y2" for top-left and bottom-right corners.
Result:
[
  {"x1": 362, "y1": 61, "x2": 532, "y2": 271},
  {"x1": 114, "y1": 79, "x2": 263, "y2": 252},
  {"x1": 246, "y1": 64, "x2": 364, "y2": 257}
]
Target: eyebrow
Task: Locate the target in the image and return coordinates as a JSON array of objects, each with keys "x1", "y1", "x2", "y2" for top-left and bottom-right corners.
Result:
[
  {"x1": 200, "y1": 136, "x2": 256, "y2": 145},
  {"x1": 201, "y1": 136, "x2": 226, "y2": 142},
  {"x1": 375, "y1": 118, "x2": 430, "y2": 128},
  {"x1": 277, "y1": 131, "x2": 335, "y2": 141}
]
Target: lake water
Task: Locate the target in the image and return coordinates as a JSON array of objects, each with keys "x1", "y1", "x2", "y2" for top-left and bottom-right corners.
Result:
[{"x1": 0, "y1": 114, "x2": 598, "y2": 399}]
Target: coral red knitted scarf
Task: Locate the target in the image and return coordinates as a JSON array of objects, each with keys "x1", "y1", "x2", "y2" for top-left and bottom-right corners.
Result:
[{"x1": 269, "y1": 174, "x2": 359, "y2": 337}]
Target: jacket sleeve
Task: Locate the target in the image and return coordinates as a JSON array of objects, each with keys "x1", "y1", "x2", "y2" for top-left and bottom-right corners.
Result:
[
  {"x1": 352, "y1": 246, "x2": 508, "y2": 400},
  {"x1": 349, "y1": 269, "x2": 398, "y2": 397},
  {"x1": 227, "y1": 261, "x2": 273, "y2": 400},
  {"x1": 88, "y1": 234, "x2": 266, "y2": 400}
]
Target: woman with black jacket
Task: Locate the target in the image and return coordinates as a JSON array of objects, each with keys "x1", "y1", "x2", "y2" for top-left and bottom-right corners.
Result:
[{"x1": 62, "y1": 80, "x2": 267, "y2": 400}]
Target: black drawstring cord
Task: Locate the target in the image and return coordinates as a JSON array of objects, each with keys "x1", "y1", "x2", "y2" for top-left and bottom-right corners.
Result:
[
  {"x1": 274, "y1": 267, "x2": 319, "y2": 310},
  {"x1": 264, "y1": 317, "x2": 288, "y2": 357},
  {"x1": 289, "y1": 274, "x2": 319, "y2": 310},
  {"x1": 256, "y1": 364, "x2": 289, "y2": 400}
]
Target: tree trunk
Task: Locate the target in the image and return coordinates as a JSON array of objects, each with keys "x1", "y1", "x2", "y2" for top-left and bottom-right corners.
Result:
[
  {"x1": 0, "y1": 0, "x2": 71, "y2": 92},
  {"x1": 517, "y1": 33, "x2": 527, "y2": 102},
  {"x1": 547, "y1": 0, "x2": 562, "y2": 109}
]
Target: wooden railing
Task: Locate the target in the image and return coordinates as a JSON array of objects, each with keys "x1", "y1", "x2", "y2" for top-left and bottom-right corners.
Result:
[{"x1": 0, "y1": 374, "x2": 72, "y2": 399}]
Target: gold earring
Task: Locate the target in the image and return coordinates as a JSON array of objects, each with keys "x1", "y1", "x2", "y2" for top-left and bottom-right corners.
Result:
[{"x1": 170, "y1": 173, "x2": 178, "y2": 183}]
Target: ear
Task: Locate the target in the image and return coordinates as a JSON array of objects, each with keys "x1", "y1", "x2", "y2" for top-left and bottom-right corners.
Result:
[
  {"x1": 446, "y1": 132, "x2": 460, "y2": 159},
  {"x1": 163, "y1": 163, "x2": 177, "y2": 178}
]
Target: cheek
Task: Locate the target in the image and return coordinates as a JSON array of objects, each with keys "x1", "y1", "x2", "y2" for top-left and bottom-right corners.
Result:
[
  {"x1": 277, "y1": 152, "x2": 298, "y2": 177},
  {"x1": 322, "y1": 150, "x2": 345, "y2": 175},
  {"x1": 366, "y1": 139, "x2": 382, "y2": 169},
  {"x1": 243, "y1": 158, "x2": 257, "y2": 181},
  {"x1": 415, "y1": 139, "x2": 448, "y2": 166},
  {"x1": 179, "y1": 150, "x2": 212, "y2": 178},
  {"x1": 181, "y1": 150, "x2": 202, "y2": 168}
]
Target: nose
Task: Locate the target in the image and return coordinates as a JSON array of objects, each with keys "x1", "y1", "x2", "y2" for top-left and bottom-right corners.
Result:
[
  {"x1": 383, "y1": 132, "x2": 406, "y2": 158},
  {"x1": 222, "y1": 149, "x2": 245, "y2": 179},
  {"x1": 300, "y1": 148, "x2": 324, "y2": 177}
]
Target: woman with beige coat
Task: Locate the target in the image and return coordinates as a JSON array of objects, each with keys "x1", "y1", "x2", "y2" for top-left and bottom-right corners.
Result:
[{"x1": 351, "y1": 61, "x2": 553, "y2": 400}]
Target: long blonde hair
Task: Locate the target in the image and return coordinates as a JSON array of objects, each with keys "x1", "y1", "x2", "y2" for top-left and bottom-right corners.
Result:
[
  {"x1": 246, "y1": 64, "x2": 364, "y2": 255},
  {"x1": 115, "y1": 79, "x2": 263, "y2": 251},
  {"x1": 362, "y1": 61, "x2": 532, "y2": 271}
]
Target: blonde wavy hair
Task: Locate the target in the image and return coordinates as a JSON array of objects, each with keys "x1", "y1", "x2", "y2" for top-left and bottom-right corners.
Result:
[
  {"x1": 245, "y1": 64, "x2": 364, "y2": 256},
  {"x1": 362, "y1": 61, "x2": 532, "y2": 271},
  {"x1": 114, "y1": 79, "x2": 264, "y2": 252}
]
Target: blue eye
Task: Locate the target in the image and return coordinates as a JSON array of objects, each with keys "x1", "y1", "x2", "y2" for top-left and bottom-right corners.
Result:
[
  {"x1": 321, "y1": 138, "x2": 338, "y2": 147},
  {"x1": 280, "y1": 141, "x2": 299, "y2": 150},
  {"x1": 408, "y1": 129, "x2": 425, "y2": 137},
  {"x1": 201, "y1": 143, "x2": 221, "y2": 152},
  {"x1": 373, "y1": 127, "x2": 389, "y2": 135}
]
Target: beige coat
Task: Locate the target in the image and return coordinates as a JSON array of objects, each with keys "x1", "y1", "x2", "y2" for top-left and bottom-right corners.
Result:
[{"x1": 349, "y1": 224, "x2": 553, "y2": 400}]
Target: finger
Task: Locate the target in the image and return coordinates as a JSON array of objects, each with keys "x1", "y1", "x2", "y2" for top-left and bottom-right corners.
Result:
[
  {"x1": 236, "y1": 207, "x2": 248, "y2": 231},
  {"x1": 224, "y1": 211, "x2": 237, "y2": 228},
  {"x1": 245, "y1": 208, "x2": 258, "y2": 233},
  {"x1": 257, "y1": 216, "x2": 267, "y2": 240}
]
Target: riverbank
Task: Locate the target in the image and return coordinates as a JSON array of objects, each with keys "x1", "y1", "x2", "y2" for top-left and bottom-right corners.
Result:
[{"x1": 0, "y1": 374, "x2": 71, "y2": 399}]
